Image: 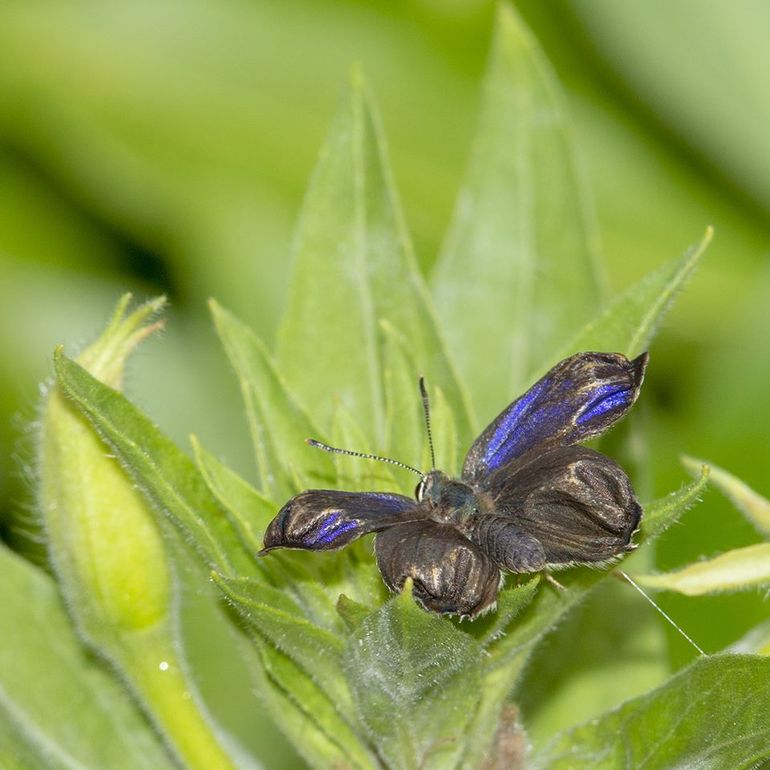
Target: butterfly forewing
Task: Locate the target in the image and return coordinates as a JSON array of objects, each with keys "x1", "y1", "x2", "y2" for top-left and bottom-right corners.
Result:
[
  {"x1": 262, "y1": 490, "x2": 418, "y2": 552},
  {"x1": 462, "y1": 351, "x2": 648, "y2": 484}
]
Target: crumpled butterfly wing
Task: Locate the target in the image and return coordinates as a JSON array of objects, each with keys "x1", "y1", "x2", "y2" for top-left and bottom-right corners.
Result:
[
  {"x1": 471, "y1": 445, "x2": 641, "y2": 567},
  {"x1": 463, "y1": 351, "x2": 648, "y2": 484},
  {"x1": 262, "y1": 490, "x2": 417, "y2": 552},
  {"x1": 375, "y1": 521, "x2": 501, "y2": 617}
]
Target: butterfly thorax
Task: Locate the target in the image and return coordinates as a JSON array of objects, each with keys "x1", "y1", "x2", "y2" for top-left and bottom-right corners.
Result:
[{"x1": 417, "y1": 470, "x2": 483, "y2": 527}]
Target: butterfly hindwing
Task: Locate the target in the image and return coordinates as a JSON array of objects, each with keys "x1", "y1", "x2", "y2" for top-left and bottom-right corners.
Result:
[
  {"x1": 473, "y1": 445, "x2": 641, "y2": 567},
  {"x1": 375, "y1": 520, "x2": 500, "y2": 616}
]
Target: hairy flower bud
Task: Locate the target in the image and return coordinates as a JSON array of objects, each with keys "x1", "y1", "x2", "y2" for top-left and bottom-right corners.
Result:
[
  {"x1": 38, "y1": 294, "x2": 170, "y2": 636},
  {"x1": 37, "y1": 294, "x2": 238, "y2": 770}
]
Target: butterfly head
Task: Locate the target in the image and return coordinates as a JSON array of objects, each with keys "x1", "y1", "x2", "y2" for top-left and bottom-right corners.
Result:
[{"x1": 416, "y1": 470, "x2": 480, "y2": 526}]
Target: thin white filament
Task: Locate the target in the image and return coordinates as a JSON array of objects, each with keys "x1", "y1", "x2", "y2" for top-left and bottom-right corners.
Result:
[{"x1": 619, "y1": 569, "x2": 705, "y2": 656}]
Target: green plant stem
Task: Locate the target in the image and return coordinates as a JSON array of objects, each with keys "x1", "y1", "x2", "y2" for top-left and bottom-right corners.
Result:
[{"x1": 118, "y1": 624, "x2": 239, "y2": 770}]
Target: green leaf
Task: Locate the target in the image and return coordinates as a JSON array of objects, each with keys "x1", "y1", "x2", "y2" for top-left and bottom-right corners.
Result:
[
  {"x1": 276, "y1": 70, "x2": 471, "y2": 460},
  {"x1": 248, "y1": 659, "x2": 360, "y2": 770},
  {"x1": 53, "y1": 350, "x2": 250, "y2": 577},
  {"x1": 344, "y1": 583, "x2": 484, "y2": 770},
  {"x1": 213, "y1": 573, "x2": 354, "y2": 720},
  {"x1": 210, "y1": 299, "x2": 335, "y2": 502},
  {"x1": 211, "y1": 572, "x2": 303, "y2": 617},
  {"x1": 0, "y1": 715, "x2": 57, "y2": 770},
  {"x1": 535, "y1": 654, "x2": 770, "y2": 770},
  {"x1": 555, "y1": 227, "x2": 712, "y2": 360},
  {"x1": 485, "y1": 571, "x2": 603, "y2": 673},
  {"x1": 267, "y1": 552, "x2": 349, "y2": 633},
  {"x1": 381, "y1": 319, "x2": 425, "y2": 492},
  {"x1": 425, "y1": 384, "x2": 459, "y2": 479},
  {"x1": 336, "y1": 594, "x2": 374, "y2": 630},
  {"x1": 473, "y1": 577, "x2": 541, "y2": 648},
  {"x1": 256, "y1": 640, "x2": 378, "y2": 770},
  {"x1": 635, "y1": 543, "x2": 770, "y2": 596},
  {"x1": 683, "y1": 454, "x2": 770, "y2": 537},
  {"x1": 329, "y1": 400, "x2": 398, "y2": 493},
  {"x1": 433, "y1": 3, "x2": 603, "y2": 415},
  {"x1": 0, "y1": 545, "x2": 175, "y2": 770},
  {"x1": 191, "y1": 434, "x2": 274, "y2": 555},
  {"x1": 641, "y1": 465, "x2": 710, "y2": 540},
  {"x1": 191, "y1": 437, "x2": 355, "y2": 625}
]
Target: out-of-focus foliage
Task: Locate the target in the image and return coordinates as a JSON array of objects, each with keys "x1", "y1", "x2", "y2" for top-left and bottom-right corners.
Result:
[{"x1": 1, "y1": 0, "x2": 769, "y2": 767}]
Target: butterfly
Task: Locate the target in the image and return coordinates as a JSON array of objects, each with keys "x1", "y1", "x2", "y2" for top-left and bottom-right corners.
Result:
[{"x1": 260, "y1": 351, "x2": 648, "y2": 618}]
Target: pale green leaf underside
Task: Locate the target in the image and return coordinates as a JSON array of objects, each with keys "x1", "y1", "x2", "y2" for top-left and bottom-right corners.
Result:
[
  {"x1": 344, "y1": 585, "x2": 483, "y2": 770},
  {"x1": 536, "y1": 654, "x2": 770, "y2": 770},
  {"x1": 433, "y1": 3, "x2": 603, "y2": 421},
  {"x1": 683, "y1": 454, "x2": 770, "y2": 537},
  {"x1": 636, "y1": 543, "x2": 770, "y2": 596},
  {"x1": 0, "y1": 546, "x2": 175, "y2": 770}
]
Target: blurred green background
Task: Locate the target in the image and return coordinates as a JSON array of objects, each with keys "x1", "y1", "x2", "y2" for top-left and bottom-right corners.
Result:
[{"x1": 0, "y1": 0, "x2": 768, "y2": 759}]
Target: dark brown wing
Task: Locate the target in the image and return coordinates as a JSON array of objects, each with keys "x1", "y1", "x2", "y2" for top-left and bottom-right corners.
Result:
[
  {"x1": 375, "y1": 521, "x2": 501, "y2": 617},
  {"x1": 262, "y1": 490, "x2": 418, "y2": 552},
  {"x1": 470, "y1": 445, "x2": 641, "y2": 567}
]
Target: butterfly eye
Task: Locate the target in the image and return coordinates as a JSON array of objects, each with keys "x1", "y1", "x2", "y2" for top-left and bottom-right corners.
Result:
[{"x1": 415, "y1": 478, "x2": 426, "y2": 501}]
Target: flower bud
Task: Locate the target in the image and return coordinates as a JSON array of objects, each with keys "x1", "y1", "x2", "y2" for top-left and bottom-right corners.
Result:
[
  {"x1": 37, "y1": 295, "x2": 239, "y2": 770},
  {"x1": 38, "y1": 295, "x2": 170, "y2": 636}
]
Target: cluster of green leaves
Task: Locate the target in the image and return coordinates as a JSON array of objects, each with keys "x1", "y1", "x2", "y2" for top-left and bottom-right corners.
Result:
[{"x1": 3, "y1": 5, "x2": 770, "y2": 770}]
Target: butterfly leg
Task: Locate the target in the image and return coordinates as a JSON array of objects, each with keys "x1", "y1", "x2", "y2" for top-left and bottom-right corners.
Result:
[{"x1": 544, "y1": 572, "x2": 567, "y2": 592}]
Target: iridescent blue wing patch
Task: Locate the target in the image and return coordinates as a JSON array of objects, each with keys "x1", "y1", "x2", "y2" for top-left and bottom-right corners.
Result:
[
  {"x1": 462, "y1": 351, "x2": 648, "y2": 484},
  {"x1": 261, "y1": 490, "x2": 418, "y2": 552}
]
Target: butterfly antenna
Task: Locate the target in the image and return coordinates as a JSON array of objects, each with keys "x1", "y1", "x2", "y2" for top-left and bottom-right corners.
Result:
[
  {"x1": 419, "y1": 377, "x2": 436, "y2": 470},
  {"x1": 618, "y1": 570, "x2": 705, "y2": 656},
  {"x1": 305, "y1": 438, "x2": 424, "y2": 478}
]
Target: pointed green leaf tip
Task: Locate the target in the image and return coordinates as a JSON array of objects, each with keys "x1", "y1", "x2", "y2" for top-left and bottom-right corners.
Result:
[
  {"x1": 683, "y1": 454, "x2": 770, "y2": 537},
  {"x1": 209, "y1": 298, "x2": 335, "y2": 502},
  {"x1": 276, "y1": 68, "x2": 471, "y2": 464},
  {"x1": 635, "y1": 543, "x2": 770, "y2": 596},
  {"x1": 433, "y1": 2, "x2": 603, "y2": 417},
  {"x1": 641, "y1": 464, "x2": 710, "y2": 540},
  {"x1": 556, "y1": 226, "x2": 713, "y2": 360}
]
